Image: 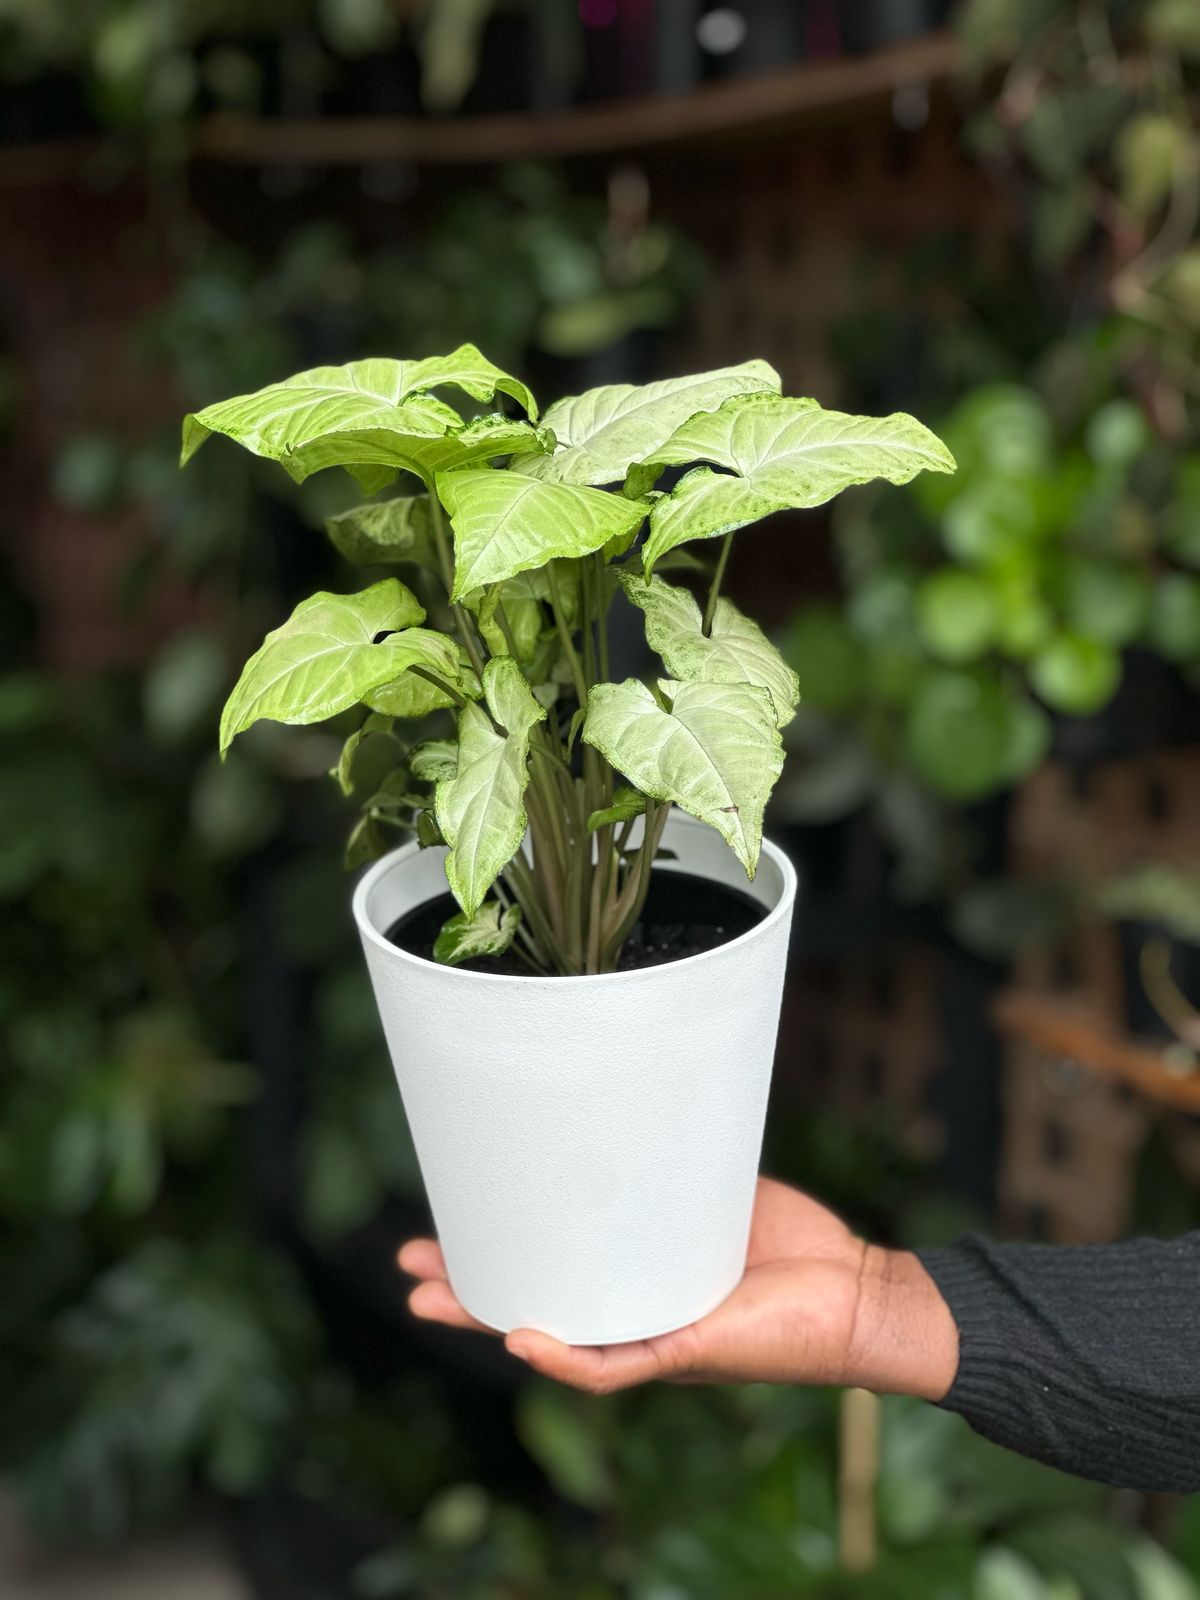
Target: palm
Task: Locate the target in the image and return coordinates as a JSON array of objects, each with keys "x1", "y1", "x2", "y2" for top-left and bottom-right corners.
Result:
[{"x1": 398, "y1": 1177, "x2": 867, "y2": 1394}]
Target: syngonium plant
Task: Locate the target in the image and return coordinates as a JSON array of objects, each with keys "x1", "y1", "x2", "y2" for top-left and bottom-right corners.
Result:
[{"x1": 183, "y1": 346, "x2": 954, "y2": 974}]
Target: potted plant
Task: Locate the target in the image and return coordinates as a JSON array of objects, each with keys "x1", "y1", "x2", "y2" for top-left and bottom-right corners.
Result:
[
  {"x1": 1098, "y1": 864, "x2": 1200, "y2": 1055},
  {"x1": 183, "y1": 345, "x2": 953, "y2": 1343}
]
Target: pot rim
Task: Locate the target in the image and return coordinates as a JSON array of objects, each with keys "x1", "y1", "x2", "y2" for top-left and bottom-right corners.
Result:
[{"x1": 352, "y1": 811, "x2": 797, "y2": 989}]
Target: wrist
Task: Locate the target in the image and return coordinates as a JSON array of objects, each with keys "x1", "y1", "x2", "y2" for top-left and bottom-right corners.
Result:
[{"x1": 846, "y1": 1246, "x2": 959, "y2": 1402}]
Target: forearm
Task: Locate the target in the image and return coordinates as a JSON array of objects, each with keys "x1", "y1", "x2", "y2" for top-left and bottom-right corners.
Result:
[{"x1": 913, "y1": 1233, "x2": 1200, "y2": 1492}]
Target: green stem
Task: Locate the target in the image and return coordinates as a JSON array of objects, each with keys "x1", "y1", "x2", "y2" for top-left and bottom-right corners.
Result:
[
  {"x1": 505, "y1": 853, "x2": 568, "y2": 974},
  {"x1": 493, "y1": 876, "x2": 550, "y2": 974},
  {"x1": 491, "y1": 593, "x2": 522, "y2": 663},
  {"x1": 586, "y1": 822, "x2": 613, "y2": 974},
  {"x1": 429, "y1": 488, "x2": 488, "y2": 683},
  {"x1": 580, "y1": 558, "x2": 598, "y2": 691},
  {"x1": 547, "y1": 561, "x2": 588, "y2": 708},
  {"x1": 702, "y1": 531, "x2": 734, "y2": 637},
  {"x1": 409, "y1": 665, "x2": 469, "y2": 710},
  {"x1": 593, "y1": 551, "x2": 611, "y2": 683},
  {"x1": 602, "y1": 802, "x2": 670, "y2": 966}
]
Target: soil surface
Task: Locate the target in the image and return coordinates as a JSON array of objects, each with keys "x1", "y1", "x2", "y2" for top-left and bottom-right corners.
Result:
[{"x1": 385, "y1": 869, "x2": 766, "y2": 976}]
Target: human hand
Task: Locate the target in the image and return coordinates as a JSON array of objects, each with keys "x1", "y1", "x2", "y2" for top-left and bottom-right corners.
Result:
[{"x1": 398, "y1": 1176, "x2": 958, "y2": 1399}]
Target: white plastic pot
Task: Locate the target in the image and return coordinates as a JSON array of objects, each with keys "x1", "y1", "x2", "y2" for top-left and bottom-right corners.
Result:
[{"x1": 352, "y1": 811, "x2": 796, "y2": 1346}]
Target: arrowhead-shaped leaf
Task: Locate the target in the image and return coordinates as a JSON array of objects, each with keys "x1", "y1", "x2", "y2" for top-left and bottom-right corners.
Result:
[
  {"x1": 436, "y1": 469, "x2": 647, "y2": 599},
  {"x1": 582, "y1": 677, "x2": 783, "y2": 877},
  {"x1": 433, "y1": 901, "x2": 522, "y2": 966},
  {"x1": 325, "y1": 495, "x2": 440, "y2": 568},
  {"x1": 181, "y1": 347, "x2": 539, "y2": 484},
  {"x1": 435, "y1": 657, "x2": 547, "y2": 915},
  {"x1": 587, "y1": 785, "x2": 646, "y2": 833},
  {"x1": 219, "y1": 579, "x2": 459, "y2": 751},
  {"x1": 619, "y1": 572, "x2": 800, "y2": 727},
  {"x1": 635, "y1": 395, "x2": 956, "y2": 574},
  {"x1": 510, "y1": 359, "x2": 781, "y2": 486}
]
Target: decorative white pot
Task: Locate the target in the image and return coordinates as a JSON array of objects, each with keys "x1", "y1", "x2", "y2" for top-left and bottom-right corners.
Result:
[{"x1": 352, "y1": 811, "x2": 797, "y2": 1346}]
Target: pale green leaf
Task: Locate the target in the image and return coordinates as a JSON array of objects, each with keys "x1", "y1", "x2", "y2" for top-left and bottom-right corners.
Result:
[
  {"x1": 433, "y1": 901, "x2": 522, "y2": 966},
  {"x1": 183, "y1": 363, "x2": 449, "y2": 476},
  {"x1": 219, "y1": 579, "x2": 456, "y2": 751},
  {"x1": 325, "y1": 495, "x2": 439, "y2": 568},
  {"x1": 587, "y1": 785, "x2": 646, "y2": 832},
  {"x1": 582, "y1": 677, "x2": 783, "y2": 876},
  {"x1": 435, "y1": 657, "x2": 546, "y2": 914},
  {"x1": 436, "y1": 469, "x2": 647, "y2": 599},
  {"x1": 408, "y1": 738, "x2": 459, "y2": 783},
  {"x1": 635, "y1": 394, "x2": 956, "y2": 574},
  {"x1": 619, "y1": 571, "x2": 799, "y2": 726},
  {"x1": 511, "y1": 359, "x2": 781, "y2": 486},
  {"x1": 181, "y1": 348, "x2": 539, "y2": 484}
]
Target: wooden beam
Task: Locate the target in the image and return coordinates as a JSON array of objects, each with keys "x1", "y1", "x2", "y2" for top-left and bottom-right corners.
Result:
[
  {"x1": 0, "y1": 35, "x2": 958, "y2": 192},
  {"x1": 196, "y1": 32, "x2": 957, "y2": 167},
  {"x1": 993, "y1": 988, "x2": 1200, "y2": 1112}
]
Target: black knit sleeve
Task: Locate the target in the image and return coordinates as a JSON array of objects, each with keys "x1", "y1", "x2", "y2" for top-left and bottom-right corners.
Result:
[{"x1": 915, "y1": 1232, "x2": 1200, "y2": 1492}]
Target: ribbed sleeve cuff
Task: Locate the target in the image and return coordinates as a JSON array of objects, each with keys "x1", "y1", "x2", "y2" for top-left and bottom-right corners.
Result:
[
  {"x1": 915, "y1": 1241, "x2": 1024, "y2": 1425},
  {"x1": 914, "y1": 1235, "x2": 1200, "y2": 1493}
]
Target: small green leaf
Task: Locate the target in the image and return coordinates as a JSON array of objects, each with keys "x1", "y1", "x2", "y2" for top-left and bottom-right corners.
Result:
[
  {"x1": 433, "y1": 901, "x2": 522, "y2": 966},
  {"x1": 1084, "y1": 399, "x2": 1149, "y2": 467},
  {"x1": 566, "y1": 707, "x2": 586, "y2": 754},
  {"x1": 582, "y1": 677, "x2": 783, "y2": 877},
  {"x1": 417, "y1": 809, "x2": 445, "y2": 848},
  {"x1": 1116, "y1": 112, "x2": 1191, "y2": 220},
  {"x1": 409, "y1": 738, "x2": 459, "y2": 782},
  {"x1": 365, "y1": 770, "x2": 427, "y2": 819},
  {"x1": 1030, "y1": 633, "x2": 1122, "y2": 713},
  {"x1": 435, "y1": 658, "x2": 547, "y2": 915},
  {"x1": 782, "y1": 607, "x2": 866, "y2": 712},
  {"x1": 973, "y1": 1548, "x2": 1048, "y2": 1600},
  {"x1": 1061, "y1": 558, "x2": 1150, "y2": 646},
  {"x1": 325, "y1": 495, "x2": 439, "y2": 568},
  {"x1": 517, "y1": 1385, "x2": 615, "y2": 1511},
  {"x1": 1148, "y1": 572, "x2": 1200, "y2": 661},
  {"x1": 915, "y1": 568, "x2": 998, "y2": 663},
  {"x1": 467, "y1": 573, "x2": 547, "y2": 663},
  {"x1": 512, "y1": 359, "x2": 780, "y2": 486},
  {"x1": 218, "y1": 580, "x2": 459, "y2": 752},
  {"x1": 345, "y1": 813, "x2": 389, "y2": 870},
  {"x1": 905, "y1": 669, "x2": 1037, "y2": 800},
  {"x1": 587, "y1": 786, "x2": 646, "y2": 832},
  {"x1": 329, "y1": 712, "x2": 396, "y2": 796},
  {"x1": 635, "y1": 394, "x2": 956, "y2": 574},
  {"x1": 436, "y1": 469, "x2": 647, "y2": 599},
  {"x1": 182, "y1": 347, "x2": 538, "y2": 483},
  {"x1": 619, "y1": 571, "x2": 799, "y2": 726}
]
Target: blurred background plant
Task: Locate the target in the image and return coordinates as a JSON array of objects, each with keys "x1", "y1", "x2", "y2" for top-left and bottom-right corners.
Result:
[
  {"x1": 779, "y1": 0, "x2": 1200, "y2": 905},
  {"x1": 3, "y1": 0, "x2": 1200, "y2": 1595}
]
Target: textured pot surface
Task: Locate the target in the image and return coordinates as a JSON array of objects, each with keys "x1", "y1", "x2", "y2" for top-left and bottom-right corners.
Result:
[{"x1": 353, "y1": 812, "x2": 796, "y2": 1345}]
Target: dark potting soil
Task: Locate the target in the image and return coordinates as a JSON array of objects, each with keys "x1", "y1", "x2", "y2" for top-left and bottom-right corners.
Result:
[{"x1": 385, "y1": 870, "x2": 766, "y2": 976}]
